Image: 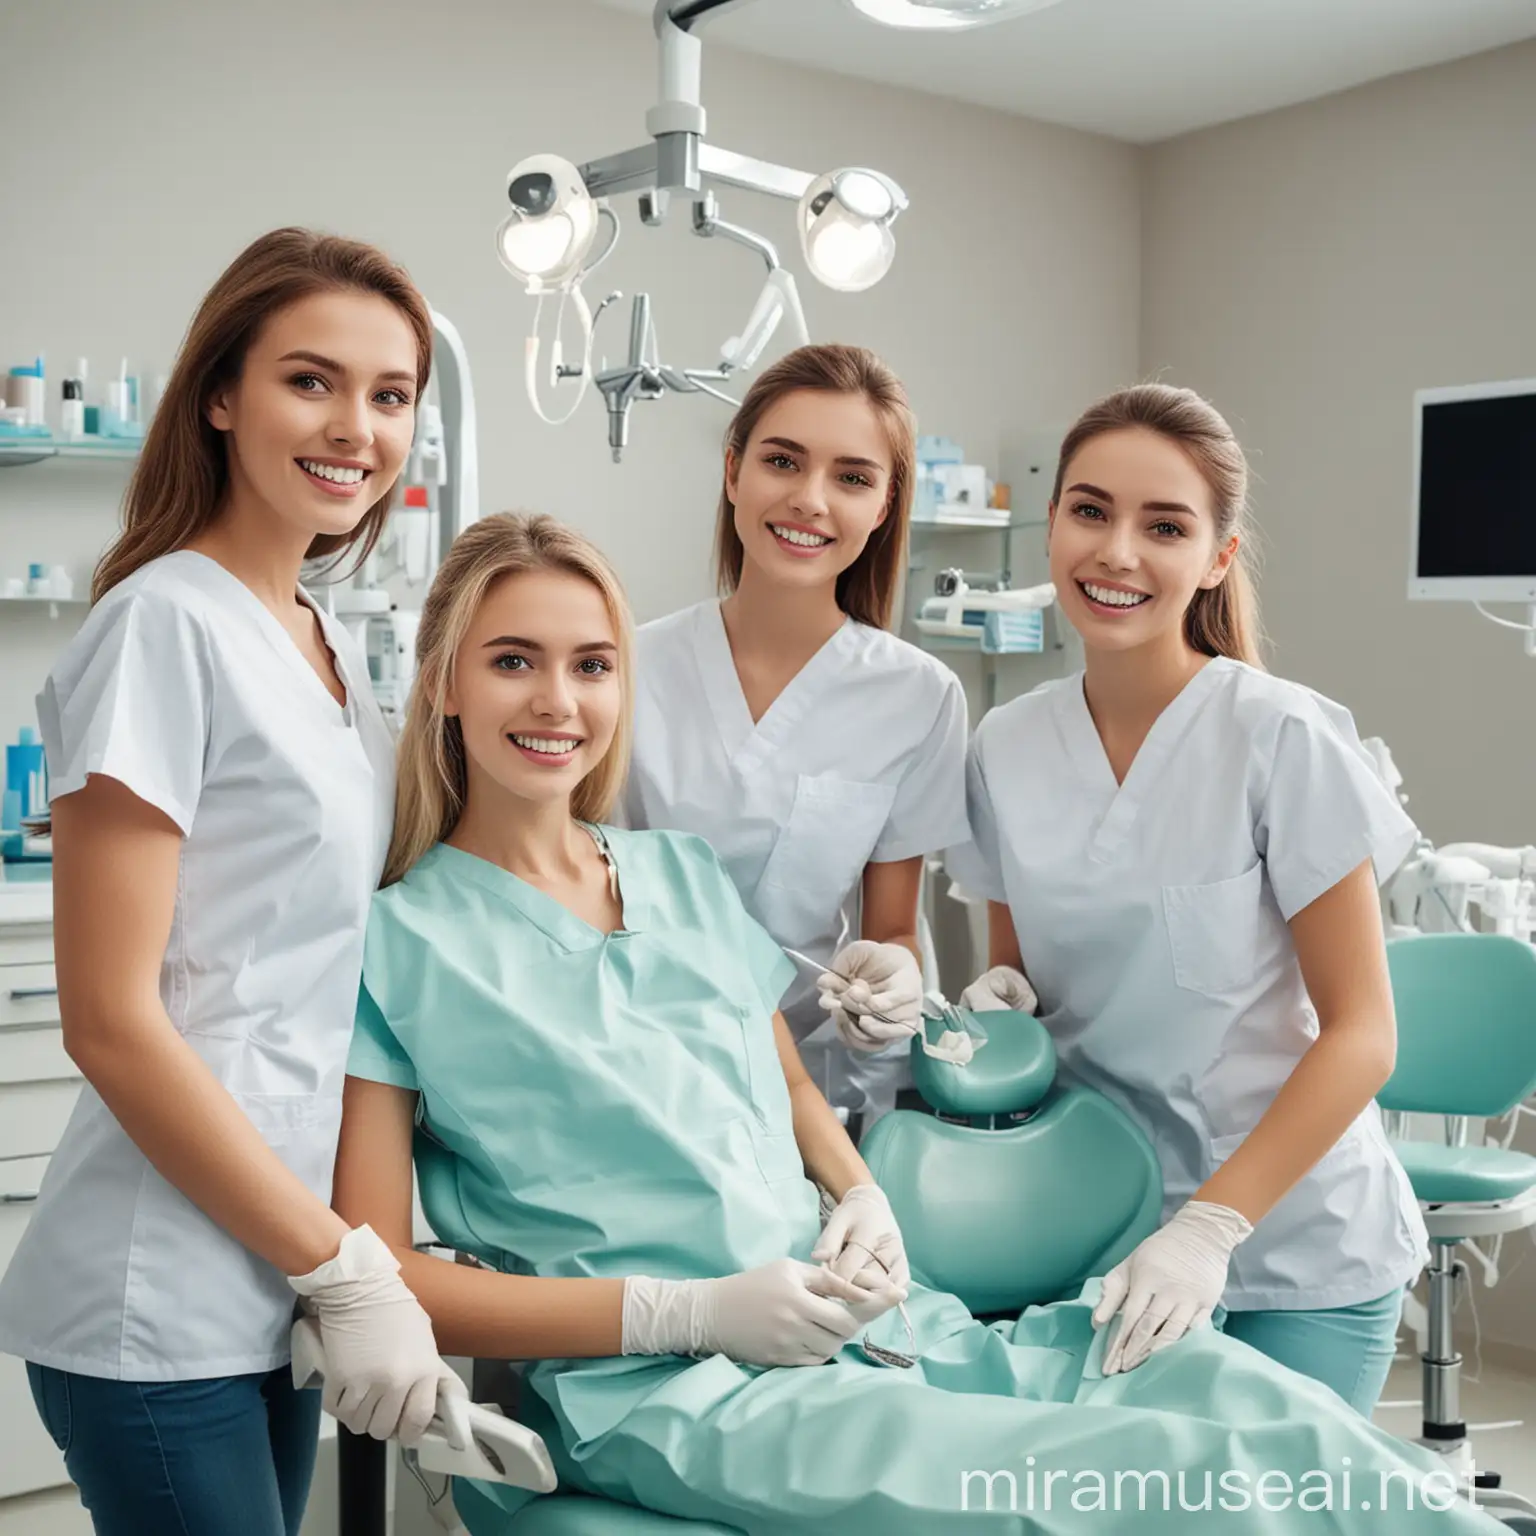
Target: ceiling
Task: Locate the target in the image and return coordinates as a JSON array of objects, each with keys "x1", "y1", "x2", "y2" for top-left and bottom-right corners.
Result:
[{"x1": 593, "y1": 0, "x2": 1536, "y2": 143}]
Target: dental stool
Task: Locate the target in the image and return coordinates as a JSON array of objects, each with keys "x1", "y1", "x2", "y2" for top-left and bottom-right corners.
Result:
[
  {"x1": 1381, "y1": 934, "x2": 1536, "y2": 1532},
  {"x1": 860, "y1": 1010, "x2": 1163, "y2": 1316}
]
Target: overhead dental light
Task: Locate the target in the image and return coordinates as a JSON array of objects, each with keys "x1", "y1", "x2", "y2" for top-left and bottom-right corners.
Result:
[
  {"x1": 845, "y1": 0, "x2": 1067, "y2": 28},
  {"x1": 797, "y1": 169, "x2": 906, "y2": 293},
  {"x1": 498, "y1": 0, "x2": 923, "y2": 460},
  {"x1": 495, "y1": 155, "x2": 602, "y2": 289}
]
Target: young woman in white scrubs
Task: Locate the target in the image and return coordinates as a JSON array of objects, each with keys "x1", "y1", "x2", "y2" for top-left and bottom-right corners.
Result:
[
  {"x1": 0, "y1": 229, "x2": 467, "y2": 1535},
  {"x1": 950, "y1": 383, "x2": 1428, "y2": 1415},
  {"x1": 621, "y1": 344, "x2": 970, "y2": 1134}
]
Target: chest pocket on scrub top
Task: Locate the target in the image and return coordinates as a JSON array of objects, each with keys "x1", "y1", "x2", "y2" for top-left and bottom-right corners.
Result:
[
  {"x1": 1161, "y1": 861, "x2": 1264, "y2": 997},
  {"x1": 756, "y1": 774, "x2": 898, "y2": 948}
]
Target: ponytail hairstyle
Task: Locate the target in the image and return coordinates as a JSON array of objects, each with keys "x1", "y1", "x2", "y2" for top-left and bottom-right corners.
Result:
[
  {"x1": 385, "y1": 513, "x2": 634, "y2": 887},
  {"x1": 91, "y1": 227, "x2": 432, "y2": 604},
  {"x1": 713, "y1": 343, "x2": 916, "y2": 630},
  {"x1": 1052, "y1": 383, "x2": 1263, "y2": 666}
]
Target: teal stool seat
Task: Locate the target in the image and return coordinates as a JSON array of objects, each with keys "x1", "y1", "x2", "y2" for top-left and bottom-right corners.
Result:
[{"x1": 1391, "y1": 1139, "x2": 1536, "y2": 1207}]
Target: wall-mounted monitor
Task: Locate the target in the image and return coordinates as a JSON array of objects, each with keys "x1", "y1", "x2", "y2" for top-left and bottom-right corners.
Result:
[{"x1": 1409, "y1": 377, "x2": 1536, "y2": 602}]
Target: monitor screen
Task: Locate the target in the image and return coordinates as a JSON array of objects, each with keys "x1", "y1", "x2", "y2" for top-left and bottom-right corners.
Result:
[{"x1": 1411, "y1": 380, "x2": 1536, "y2": 600}]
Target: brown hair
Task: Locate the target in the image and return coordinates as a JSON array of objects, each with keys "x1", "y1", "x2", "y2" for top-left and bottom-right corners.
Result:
[
  {"x1": 385, "y1": 513, "x2": 635, "y2": 887},
  {"x1": 91, "y1": 227, "x2": 433, "y2": 604},
  {"x1": 713, "y1": 344, "x2": 915, "y2": 630},
  {"x1": 1052, "y1": 383, "x2": 1264, "y2": 667}
]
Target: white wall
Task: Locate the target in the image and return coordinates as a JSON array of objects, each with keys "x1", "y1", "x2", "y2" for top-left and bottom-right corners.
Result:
[
  {"x1": 0, "y1": 0, "x2": 1140, "y2": 746},
  {"x1": 1141, "y1": 39, "x2": 1536, "y2": 1356}
]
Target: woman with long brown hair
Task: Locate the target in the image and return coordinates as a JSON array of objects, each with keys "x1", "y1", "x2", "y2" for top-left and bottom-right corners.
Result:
[
  {"x1": 0, "y1": 228, "x2": 467, "y2": 1535},
  {"x1": 621, "y1": 344, "x2": 970, "y2": 1142},
  {"x1": 949, "y1": 383, "x2": 1427, "y2": 1413}
]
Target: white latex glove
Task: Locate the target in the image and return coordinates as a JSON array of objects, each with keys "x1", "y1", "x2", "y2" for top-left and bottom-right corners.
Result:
[
  {"x1": 1092, "y1": 1201, "x2": 1253, "y2": 1375},
  {"x1": 811, "y1": 1183, "x2": 911, "y2": 1292},
  {"x1": 288, "y1": 1225, "x2": 471, "y2": 1449},
  {"x1": 622, "y1": 1258, "x2": 902, "y2": 1368},
  {"x1": 958, "y1": 964, "x2": 1039, "y2": 1016},
  {"x1": 819, "y1": 940, "x2": 924, "y2": 1050}
]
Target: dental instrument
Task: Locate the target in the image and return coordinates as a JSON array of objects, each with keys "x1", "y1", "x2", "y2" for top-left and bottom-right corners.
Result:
[
  {"x1": 503, "y1": 0, "x2": 1074, "y2": 458},
  {"x1": 291, "y1": 1317, "x2": 558, "y2": 1494}
]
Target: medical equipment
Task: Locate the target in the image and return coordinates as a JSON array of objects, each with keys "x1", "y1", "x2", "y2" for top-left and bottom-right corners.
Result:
[
  {"x1": 1409, "y1": 377, "x2": 1536, "y2": 652},
  {"x1": 318, "y1": 308, "x2": 479, "y2": 729},
  {"x1": 292, "y1": 1316, "x2": 558, "y2": 1531},
  {"x1": 496, "y1": 0, "x2": 946, "y2": 460},
  {"x1": 913, "y1": 569, "x2": 1055, "y2": 644},
  {"x1": 853, "y1": 1300, "x2": 918, "y2": 1368},
  {"x1": 787, "y1": 944, "x2": 981, "y2": 1063}
]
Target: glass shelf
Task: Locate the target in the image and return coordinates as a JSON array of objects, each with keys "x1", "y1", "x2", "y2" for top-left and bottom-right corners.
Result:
[
  {"x1": 910, "y1": 515, "x2": 1046, "y2": 533},
  {"x1": 0, "y1": 436, "x2": 142, "y2": 467}
]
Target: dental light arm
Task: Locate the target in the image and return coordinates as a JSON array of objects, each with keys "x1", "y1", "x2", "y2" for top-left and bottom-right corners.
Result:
[{"x1": 498, "y1": 0, "x2": 905, "y2": 458}]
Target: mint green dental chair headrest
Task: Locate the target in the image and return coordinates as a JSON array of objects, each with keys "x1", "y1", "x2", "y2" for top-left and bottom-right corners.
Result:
[
  {"x1": 861, "y1": 1010, "x2": 1163, "y2": 1317},
  {"x1": 1380, "y1": 933, "x2": 1536, "y2": 1117}
]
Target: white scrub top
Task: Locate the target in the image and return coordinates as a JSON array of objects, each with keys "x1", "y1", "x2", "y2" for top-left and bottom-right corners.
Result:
[
  {"x1": 0, "y1": 551, "x2": 395, "y2": 1380},
  {"x1": 952, "y1": 657, "x2": 1429, "y2": 1311},
  {"x1": 621, "y1": 599, "x2": 970, "y2": 1117}
]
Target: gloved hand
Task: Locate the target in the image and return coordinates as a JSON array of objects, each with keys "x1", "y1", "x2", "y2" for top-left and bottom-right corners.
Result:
[
  {"x1": 819, "y1": 940, "x2": 924, "y2": 1050},
  {"x1": 811, "y1": 1183, "x2": 911, "y2": 1292},
  {"x1": 287, "y1": 1225, "x2": 470, "y2": 1448},
  {"x1": 1092, "y1": 1201, "x2": 1253, "y2": 1375},
  {"x1": 958, "y1": 964, "x2": 1039, "y2": 1016},
  {"x1": 622, "y1": 1257, "x2": 902, "y2": 1368}
]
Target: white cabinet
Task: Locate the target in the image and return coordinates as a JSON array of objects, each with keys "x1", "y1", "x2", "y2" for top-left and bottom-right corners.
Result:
[{"x1": 0, "y1": 892, "x2": 78, "y2": 1502}]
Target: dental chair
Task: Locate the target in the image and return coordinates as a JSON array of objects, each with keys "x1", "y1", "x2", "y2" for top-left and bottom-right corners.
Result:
[
  {"x1": 1380, "y1": 933, "x2": 1536, "y2": 1533},
  {"x1": 443, "y1": 1013, "x2": 1162, "y2": 1535}
]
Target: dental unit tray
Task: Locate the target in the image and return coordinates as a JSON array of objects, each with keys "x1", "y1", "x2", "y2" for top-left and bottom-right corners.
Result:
[{"x1": 290, "y1": 1317, "x2": 558, "y2": 1493}]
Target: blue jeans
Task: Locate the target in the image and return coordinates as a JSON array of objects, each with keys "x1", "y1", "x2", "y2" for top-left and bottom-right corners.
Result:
[
  {"x1": 1222, "y1": 1287, "x2": 1405, "y2": 1415},
  {"x1": 26, "y1": 1361, "x2": 321, "y2": 1536}
]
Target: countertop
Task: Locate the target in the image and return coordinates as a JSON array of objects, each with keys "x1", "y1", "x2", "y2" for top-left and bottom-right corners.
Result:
[{"x1": 0, "y1": 862, "x2": 52, "y2": 926}]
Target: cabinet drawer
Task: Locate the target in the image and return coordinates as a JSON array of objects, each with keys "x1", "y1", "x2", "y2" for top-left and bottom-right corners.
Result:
[
  {"x1": 0, "y1": 1023, "x2": 76, "y2": 1086},
  {"x1": 0, "y1": 1079, "x2": 80, "y2": 1160},
  {"x1": 0, "y1": 963, "x2": 60, "y2": 1028},
  {"x1": 0, "y1": 1165, "x2": 72, "y2": 1499},
  {"x1": 0, "y1": 923, "x2": 53, "y2": 968}
]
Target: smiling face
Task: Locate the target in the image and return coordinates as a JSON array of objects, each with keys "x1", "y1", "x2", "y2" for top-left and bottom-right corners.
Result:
[
  {"x1": 725, "y1": 388, "x2": 893, "y2": 595},
  {"x1": 1049, "y1": 426, "x2": 1238, "y2": 656},
  {"x1": 206, "y1": 287, "x2": 419, "y2": 546},
  {"x1": 445, "y1": 567, "x2": 622, "y2": 815}
]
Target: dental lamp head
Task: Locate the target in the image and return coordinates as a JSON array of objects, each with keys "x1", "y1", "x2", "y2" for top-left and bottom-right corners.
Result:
[
  {"x1": 846, "y1": 0, "x2": 1067, "y2": 27},
  {"x1": 495, "y1": 153, "x2": 599, "y2": 291},
  {"x1": 797, "y1": 169, "x2": 907, "y2": 293}
]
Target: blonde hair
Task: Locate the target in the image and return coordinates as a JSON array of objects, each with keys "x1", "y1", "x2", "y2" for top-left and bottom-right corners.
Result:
[
  {"x1": 93, "y1": 228, "x2": 432, "y2": 604},
  {"x1": 385, "y1": 513, "x2": 635, "y2": 886},
  {"x1": 713, "y1": 343, "x2": 915, "y2": 630},
  {"x1": 1052, "y1": 383, "x2": 1264, "y2": 668}
]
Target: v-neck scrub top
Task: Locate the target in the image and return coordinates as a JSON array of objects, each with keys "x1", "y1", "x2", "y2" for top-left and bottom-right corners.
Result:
[
  {"x1": 0, "y1": 551, "x2": 395, "y2": 1379},
  {"x1": 621, "y1": 599, "x2": 970, "y2": 1037},
  {"x1": 952, "y1": 658, "x2": 1428, "y2": 1311}
]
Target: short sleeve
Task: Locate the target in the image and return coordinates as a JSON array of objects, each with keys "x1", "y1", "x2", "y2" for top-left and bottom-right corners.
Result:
[
  {"x1": 871, "y1": 672, "x2": 971, "y2": 862},
  {"x1": 347, "y1": 978, "x2": 420, "y2": 1091},
  {"x1": 36, "y1": 589, "x2": 212, "y2": 835},
  {"x1": 1258, "y1": 702, "x2": 1419, "y2": 922},
  {"x1": 943, "y1": 728, "x2": 1009, "y2": 903}
]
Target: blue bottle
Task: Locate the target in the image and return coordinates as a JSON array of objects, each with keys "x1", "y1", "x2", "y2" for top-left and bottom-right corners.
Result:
[{"x1": 5, "y1": 727, "x2": 47, "y2": 821}]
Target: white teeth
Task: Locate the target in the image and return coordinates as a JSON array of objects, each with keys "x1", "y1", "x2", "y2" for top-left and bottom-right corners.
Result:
[
  {"x1": 771, "y1": 524, "x2": 831, "y2": 548},
  {"x1": 300, "y1": 460, "x2": 367, "y2": 485},
  {"x1": 512, "y1": 735, "x2": 578, "y2": 755},
  {"x1": 1082, "y1": 581, "x2": 1149, "y2": 608}
]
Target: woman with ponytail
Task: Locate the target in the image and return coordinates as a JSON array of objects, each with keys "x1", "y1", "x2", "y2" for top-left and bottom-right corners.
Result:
[{"x1": 941, "y1": 384, "x2": 1427, "y2": 1414}]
